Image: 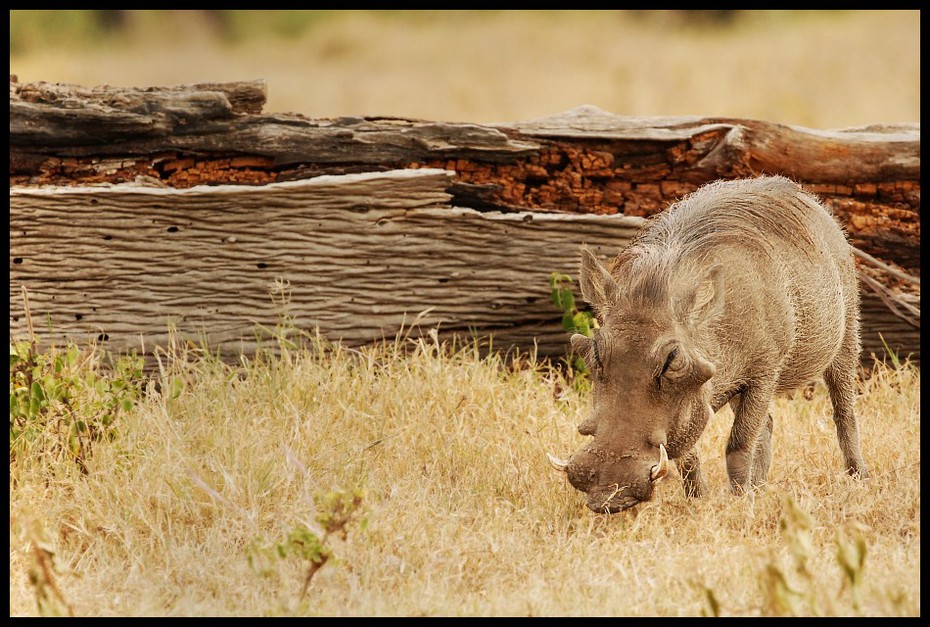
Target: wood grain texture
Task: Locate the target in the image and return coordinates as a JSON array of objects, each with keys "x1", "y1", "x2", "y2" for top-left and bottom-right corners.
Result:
[
  {"x1": 10, "y1": 169, "x2": 645, "y2": 360},
  {"x1": 859, "y1": 292, "x2": 920, "y2": 363}
]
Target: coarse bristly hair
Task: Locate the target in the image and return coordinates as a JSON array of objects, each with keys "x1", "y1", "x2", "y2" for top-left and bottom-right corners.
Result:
[{"x1": 612, "y1": 176, "x2": 834, "y2": 309}]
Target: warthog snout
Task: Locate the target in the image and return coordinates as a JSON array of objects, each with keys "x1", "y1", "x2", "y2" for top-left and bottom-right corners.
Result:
[{"x1": 548, "y1": 444, "x2": 670, "y2": 513}]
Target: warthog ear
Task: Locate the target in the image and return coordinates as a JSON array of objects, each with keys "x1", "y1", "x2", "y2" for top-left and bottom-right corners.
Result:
[
  {"x1": 578, "y1": 247, "x2": 619, "y2": 316},
  {"x1": 691, "y1": 352, "x2": 716, "y2": 384},
  {"x1": 570, "y1": 333, "x2": 593, "y2": 357},
  {"x1": 681, "y1": 264, "x2": 725, "y2": 326}
]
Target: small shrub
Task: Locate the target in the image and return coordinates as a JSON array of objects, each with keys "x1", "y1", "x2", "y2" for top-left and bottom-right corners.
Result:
[
  {"x1": 247, "y1": 488, "x2": 366, "y2": 601},
  {"x1": 549, "y1": 272, "x2": 597, "y2": 376},
  {"x1": 11, "y1": 513, "x2": 74, "y2": 617},
  {"x1": 9, "y1": 338, "x2": 144, "y2": 472},
  {"x1": 759, "y1": 494, "x2": 870, "y2": 616}
]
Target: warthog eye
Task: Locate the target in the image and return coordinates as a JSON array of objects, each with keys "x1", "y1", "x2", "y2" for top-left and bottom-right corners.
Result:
[
  {"x1": 661, "y1": 346, "x2": 680, "y2": 375},
  {"x1": 656, "y1": 346, "x2": 683, "y2": 389}
]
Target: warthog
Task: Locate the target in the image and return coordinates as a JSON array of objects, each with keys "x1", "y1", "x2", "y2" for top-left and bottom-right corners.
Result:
[{"x1": 548, "y1": 175, "x2": 869, "y2": 513}]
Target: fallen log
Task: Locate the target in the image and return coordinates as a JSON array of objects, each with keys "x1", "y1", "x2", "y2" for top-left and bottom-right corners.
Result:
[
  {"x1": 9, "y1": 79, "x2": 920, "y2": 364},
  {"x1": 9, "y1": 170, "x2": 646, "y2": 359}
]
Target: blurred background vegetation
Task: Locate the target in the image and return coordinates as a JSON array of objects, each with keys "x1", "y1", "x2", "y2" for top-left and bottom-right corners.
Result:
[{"x1": 9, "y1": 10, "x2": 920, "y2": 127}]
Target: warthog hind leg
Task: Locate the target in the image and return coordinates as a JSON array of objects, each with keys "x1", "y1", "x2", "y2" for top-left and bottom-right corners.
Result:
[{"x1": 824, "y1": 320, "x2": 869, "y2": 478}]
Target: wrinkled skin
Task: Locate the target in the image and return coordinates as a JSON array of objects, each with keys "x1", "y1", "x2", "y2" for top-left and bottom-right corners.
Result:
[{"x1": 552, "y1": 176, "x2": 869, "y2": 513}]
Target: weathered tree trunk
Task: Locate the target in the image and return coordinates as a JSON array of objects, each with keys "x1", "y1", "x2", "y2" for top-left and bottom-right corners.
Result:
[
  {"x1": 9, "y1": 79, "x2": 920, "y2": 364},
  {"x1": 10, "y1": 170, "x2": 645, "y2": 359}
]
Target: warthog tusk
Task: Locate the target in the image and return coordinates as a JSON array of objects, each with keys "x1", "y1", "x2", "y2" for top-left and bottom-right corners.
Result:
[
  {"x1": 546, "y1": 452, "x2": 569, "y2": 472},
  {"x1": 650, "y1": 443, "x2": 669, "y2": 482}
]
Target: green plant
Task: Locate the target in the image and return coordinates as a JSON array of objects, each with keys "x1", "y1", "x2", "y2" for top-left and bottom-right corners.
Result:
[
  {"x1": 10, "y1": 291, "x2": 145, "y2": 472},
  {"x1": 247, "y1": 488, "x2": 366, "y2": 601},
  {"x1": 877, "y1": 333, "x2": 906, "y2": 370},
  {"x1": 10, "y1": 338, "x2": 144, "y2": 471},
  {"x1": 836, "y1": 524, "x2": 868, "y2": 612},
  {"x1": 701, "y1": 585, "x2": 722, "y2": 617},
  {"x1": 11, "y1": 514, "x2": 74, "y2": 617},
  {"x1": 763, "y1": 494, "x2": 817, "y2": 616},
  {"x1": 549, "y1": 272, "x2": 597, "y2": 375},
  {"x1": 759, "y1": 494, "x2": 870, "y2": 616}
]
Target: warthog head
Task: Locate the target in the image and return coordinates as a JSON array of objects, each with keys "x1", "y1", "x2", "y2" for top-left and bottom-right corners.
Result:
[{"x1": 549, "y1": 247, "x2": 723, "y2": 513}]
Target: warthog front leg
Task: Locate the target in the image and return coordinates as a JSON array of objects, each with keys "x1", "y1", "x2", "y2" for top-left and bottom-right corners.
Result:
[
  {"x1": 726, "y1": 380, "x2": 776, "y2": 494},
  {"x1": 751, "y1": 412, "x2": 774, "y2": 488},
  {"x1": 676, "y1": 449, "x2": 706, "y2": 498},
  {"x1": 729, "y1": 395, "x2": 774, "y2": 488}
]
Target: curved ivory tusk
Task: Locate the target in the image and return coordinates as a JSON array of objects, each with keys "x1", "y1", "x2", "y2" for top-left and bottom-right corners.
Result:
[
  {"x1": 650, "y1": 443, "x2": 669, "y2": 482},
  {"x1": 546, "y1": 452, "x2": 570, "y2": 472}
]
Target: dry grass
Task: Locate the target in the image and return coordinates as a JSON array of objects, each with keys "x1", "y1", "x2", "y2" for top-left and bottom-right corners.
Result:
[
  {"x1": 8, "y1": 10, "x2": 920, "y2": 128},
  {"x1": 9, "y1": 329, "x2": 920, "y2": 616}
]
